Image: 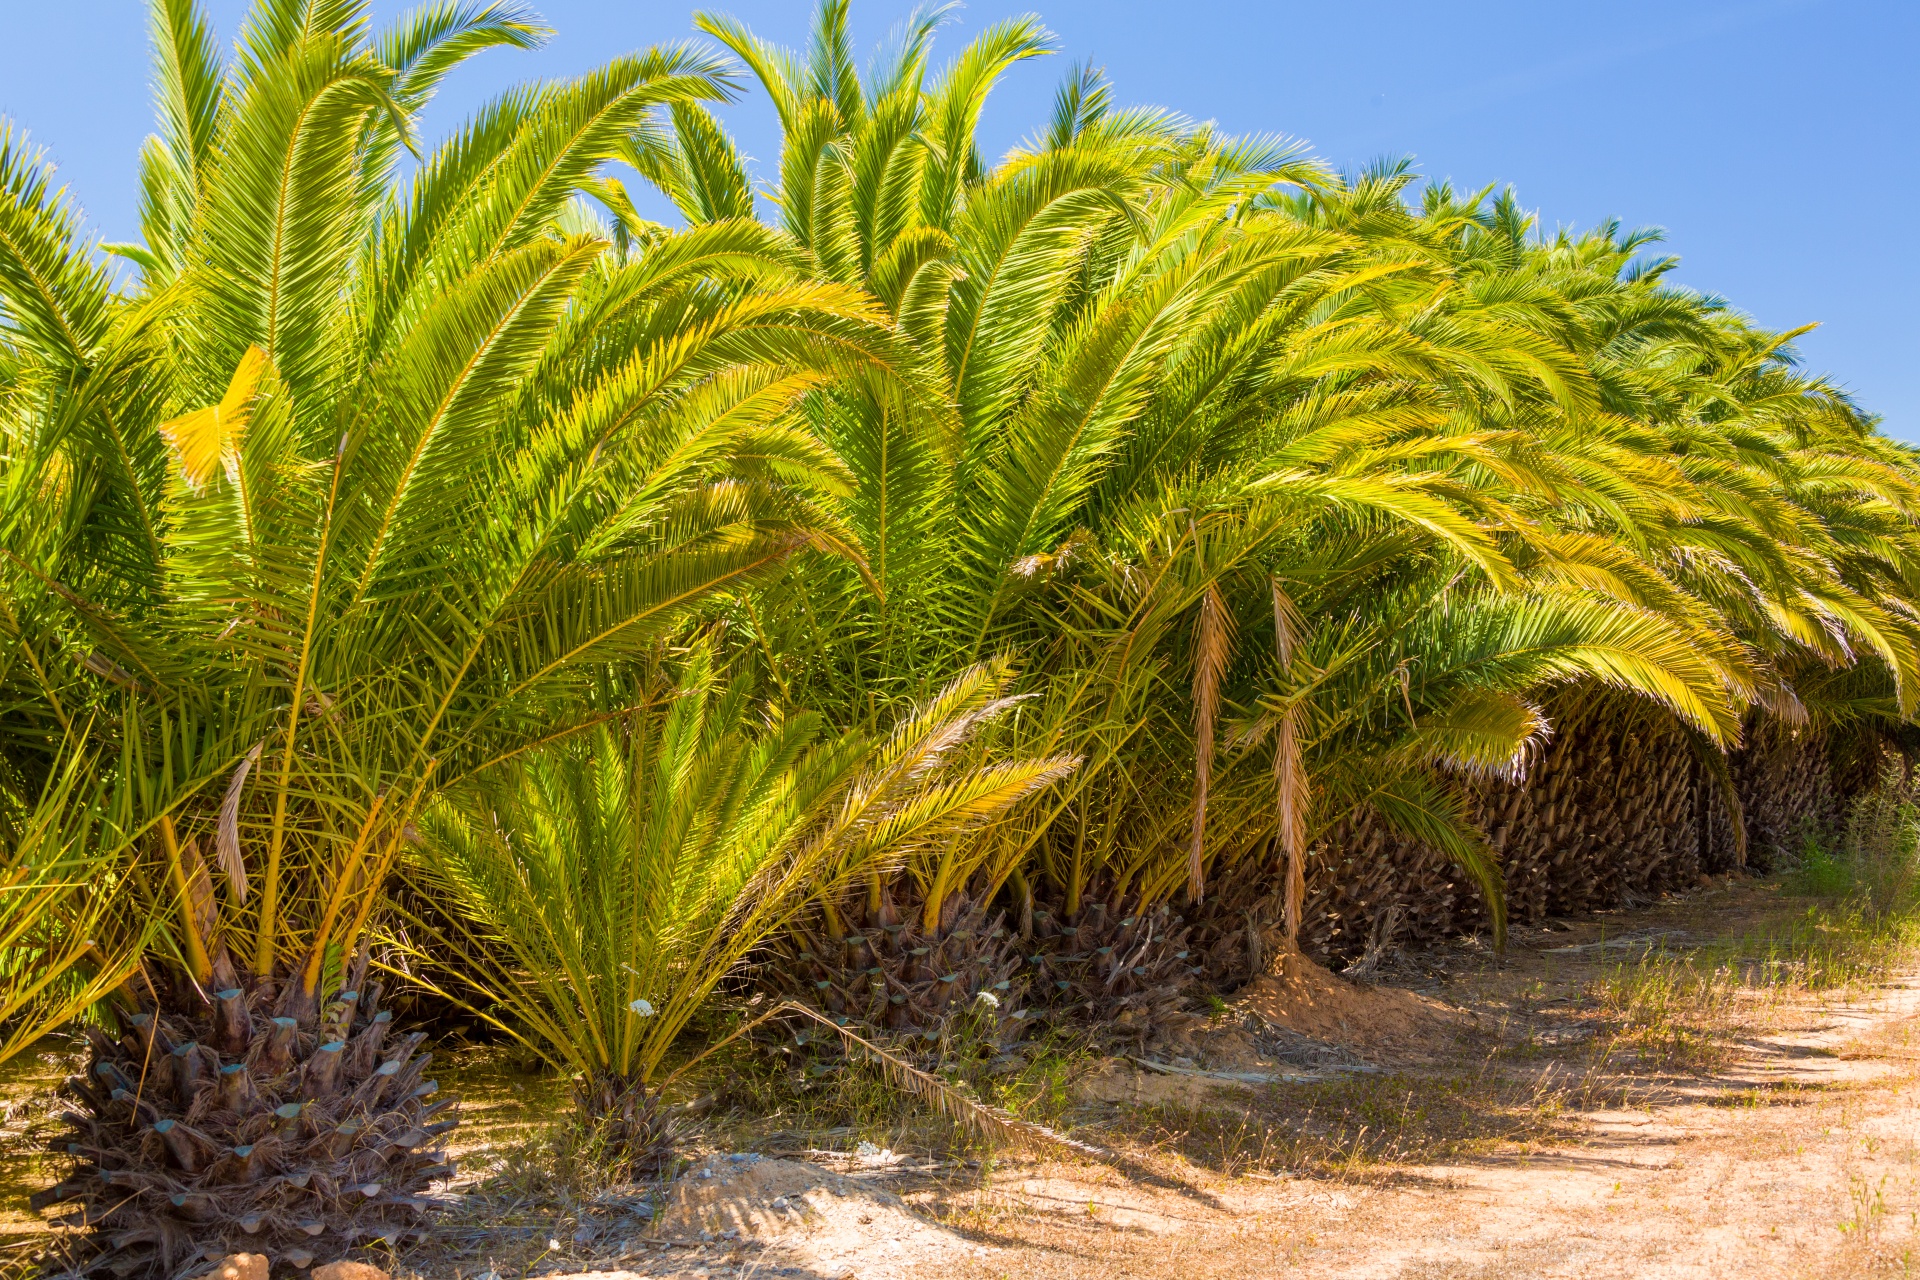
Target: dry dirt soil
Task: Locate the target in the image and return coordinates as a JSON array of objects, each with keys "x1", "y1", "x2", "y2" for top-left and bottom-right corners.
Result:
[
  {"x1": 921, "y1": 881, "x2": 1920, "y2": 1280},
  {"x1": 14, "y1": 880, "x2": 1920, "y2": 1279},
  {"x1": 532, "y1": 879, "x2": 1920, "y2": 1280}
]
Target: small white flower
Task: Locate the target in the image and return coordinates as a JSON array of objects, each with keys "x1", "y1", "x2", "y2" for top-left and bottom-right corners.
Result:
[
  {"x1": 974, "y1": 990, "x2": 1000, "y2": 1010},
  {"x1": 628, "y1": 998, "x2": 656, "y2": 1017}
]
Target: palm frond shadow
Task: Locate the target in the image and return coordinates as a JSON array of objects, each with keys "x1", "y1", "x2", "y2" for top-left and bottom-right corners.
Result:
[{"x1": 679, "y1": 1001, "x2": 1228, "y2": 1209}]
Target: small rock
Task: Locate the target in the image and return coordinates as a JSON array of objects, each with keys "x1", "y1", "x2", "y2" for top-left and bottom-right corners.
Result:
[
  {"x1": 195, "y1": 1256, "x2": 268, "y2": 1280},
  {"x1": 311, "y1": 1264, "x2": 390, "y2": 1280}
]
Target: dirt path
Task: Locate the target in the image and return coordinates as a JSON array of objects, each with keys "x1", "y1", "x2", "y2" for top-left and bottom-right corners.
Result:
[
  {"x1": 1345, "y1": 984, "x2": 1920, "y2": 1279},
  {"x1": 18, "y1": 883, "x2": 1920, "y2": 1278},
  {"x1": 897, "y1": 890, "x2": 1920, "y2": 1280},
  {"x1": 524, "y1": 883, "x2": 1920, "y2": 1280},
  {"x1": 914, "y1": 997, "x2": 1920, "y2": 1279}
]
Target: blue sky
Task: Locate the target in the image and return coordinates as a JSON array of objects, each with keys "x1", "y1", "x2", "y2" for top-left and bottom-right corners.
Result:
[{"x1": 3, "y1": 1, "x2": 1914, "y2": 437}]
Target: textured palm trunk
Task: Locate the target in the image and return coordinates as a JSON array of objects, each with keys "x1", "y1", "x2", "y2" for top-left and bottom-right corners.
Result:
[
  {"x1": 1021, "y1": 896, "x2": 1198, "y2": 1045},
  {"x1": 771, "y1": 885, "x2": 1027, "y2": 1047},
  {"x1": 1193, "y1": 699, "x2": 1900, "y2": 979},
  {"x1": 1731, "y1": 718, "x2": 1848, "y2": 868},
  {"x1": 35, "y1": 953, "x2": 455, "y2": 1277},
  {"x1": 1248, "y1": 699, "x2": 1712, "y2": 971},
  {"x1": 570, "y1": 1073, "x2": 682, "y2": 1177},
  {"x1": 1475, "y1": 697, "x2": 1708, "y2": 923},
  {"x1": 771, "y1": 877, "x2": 1201, "y2": 1058}
]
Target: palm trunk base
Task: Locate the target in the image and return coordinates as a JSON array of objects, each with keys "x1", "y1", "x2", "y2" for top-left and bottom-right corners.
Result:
[
  {"x1": 762, "y1": 885, "x2": 1032, "y2": 1072},
  {"x1": 569, "y1": 1075, "x2": 683, "y2": 1179},
  {"x1": 1023, "y1": 897, "x2": 1197, "y2": 1047},
  {"x1": 768, "y1": 884, "x2": 1198, "y2": 1056},
  {"x1": 36, "y1": 963, "x2": 454, "y2": 1278},
  {"x1": 1187, "y1": 702, "x2": 1898, "y2": 981}
]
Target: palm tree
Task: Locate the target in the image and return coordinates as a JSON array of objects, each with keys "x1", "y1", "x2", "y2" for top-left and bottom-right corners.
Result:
[
  {"x1": 0, "y1": 740, "x2": 146, "y2": 1067},
  {"x1": 1182, "y1": 184, "x2": 1920, "y2": 966},
  {"x1": 6, "y1": 0, "x2": 936, "y2": 1268},
  {"x1": 404, "y1": 649, "x2": 1072, "y2": 1173},
  {"x1": 683, "y1": 5, "x2": 1800, "y2": 1032}
]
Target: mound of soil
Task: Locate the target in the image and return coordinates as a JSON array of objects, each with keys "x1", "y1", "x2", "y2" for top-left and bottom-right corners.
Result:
[
  {"x1": 1075, "y1": 953, "x2": 1460, "y2": 1105},
  {"x1": 654, "y1": 1154, "x2": 983, "y2": 1275},
  {"x1": 1234, "y1": 948, "x2": 1459, "y2": 1060}
]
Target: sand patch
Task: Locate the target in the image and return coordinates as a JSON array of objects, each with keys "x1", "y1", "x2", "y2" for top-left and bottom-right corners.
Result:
[
  {"x1": 1076, "y1": 951, "x2": 1442, "y2": 1102},
  {"x1": 654, "y1": 1153, "x2": 987, "y2": 1276}
]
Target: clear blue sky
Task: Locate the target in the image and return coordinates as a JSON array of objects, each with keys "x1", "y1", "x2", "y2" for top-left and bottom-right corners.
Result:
[{"x1": 3, "y1": 1, "x2": 1914, "y2": 437}]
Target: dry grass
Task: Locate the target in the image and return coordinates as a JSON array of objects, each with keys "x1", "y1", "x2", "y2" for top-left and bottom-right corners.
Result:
[
  {"x1": 1574, "y1": 788, "x2": 1920, "y2": 1079},
  {"x1": 1573, "y1": 908, "x2": 1920, "y2": 1076},
  {"x1": 1083, "y1": 1064, "x2": 1615, "y2": 1181},
  {"x1": 393, "y1": 785, "x2": 1920, "y2": 1279}
]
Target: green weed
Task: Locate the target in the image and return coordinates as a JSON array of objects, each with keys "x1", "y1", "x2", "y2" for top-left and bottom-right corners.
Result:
[
  {"x1": 1587, "y1": 950, "x2": 1744, "y2": 1070},
  {"x1": 1587, "y1": 779, "x2": 1920, "y2": 1072}
]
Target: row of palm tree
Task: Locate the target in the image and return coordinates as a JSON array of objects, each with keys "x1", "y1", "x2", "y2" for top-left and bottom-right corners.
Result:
[
  {"x1": 678, "y1": 3, "x2": 1919, "y2": 995},
  {"x1": 1, "y1": 0, "x2": 1913, "y2": 1271}
]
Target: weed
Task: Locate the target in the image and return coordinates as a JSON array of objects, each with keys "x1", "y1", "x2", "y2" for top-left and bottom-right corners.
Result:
[
  {"x1": 1586, "y1": 949, "x2": 1743, "y2": 1071},
  {"x1": 1842, "y1": 1170, "x2": 1889, "y2": 1243},
  {"x1": 1578, "y1": 779, "x2": 1920, "y2": 1075},
  {"x1": 1789, "y1": 771, "x2": 1920, "y2": 914},
  {"x1": 701, "y1": 1013, "x2": 1098, "y2": 1162},
  {"x1": 1794, "y1": 839, "x2": 1856, "y2": 898}
]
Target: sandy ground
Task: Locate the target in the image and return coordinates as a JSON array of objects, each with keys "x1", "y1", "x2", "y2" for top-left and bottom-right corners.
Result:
[
  {"x1": 894, "y1": 883, "x2": 1920, "y2": 1280},
  {"x1": 14, "y1": 880, "x2": 1920, "y2": 1279},
  {"x1": 906, "y1": 984, "x2": 1920, "y2": 1279},
  {"x1": 548, "y1": 880, "x2": 1920, "y2": 1280}
]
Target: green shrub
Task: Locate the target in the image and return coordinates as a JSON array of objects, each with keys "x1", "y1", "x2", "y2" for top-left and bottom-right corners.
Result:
[
  {"x1": 1790, "y1": 837, "x2": 1855, "y2": 898},
  {"x1": 1785, "y1": 772, "x2": 1920, "y2": 909}
]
